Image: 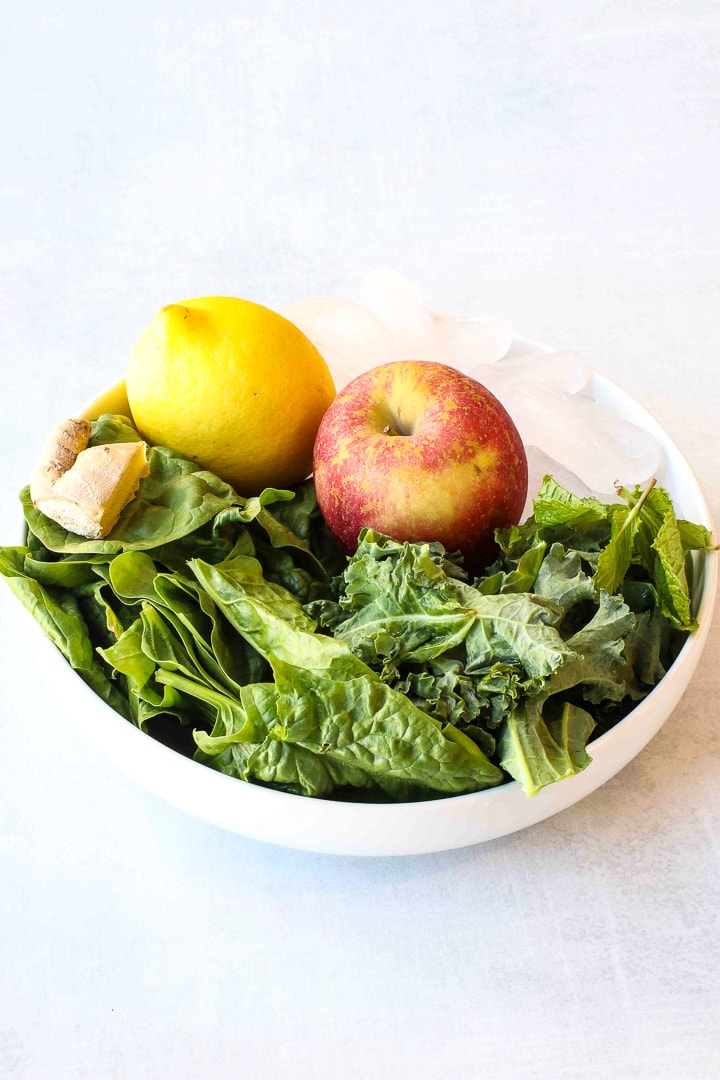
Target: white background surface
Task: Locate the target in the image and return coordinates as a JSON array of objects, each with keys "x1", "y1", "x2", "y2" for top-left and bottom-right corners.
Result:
[{"x1": 2, "y1": 3, "x2": 719, "y2": 1078}]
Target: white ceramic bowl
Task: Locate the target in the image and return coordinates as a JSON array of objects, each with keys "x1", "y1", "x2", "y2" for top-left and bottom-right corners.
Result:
[{"x1": 22, "y1": 367, "x2": 717, "y2": 856}]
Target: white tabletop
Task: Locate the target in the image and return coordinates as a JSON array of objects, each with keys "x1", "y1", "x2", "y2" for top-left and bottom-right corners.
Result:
[{"x1": 2, "y1": 4, "x2": 719, "y2": 1078}]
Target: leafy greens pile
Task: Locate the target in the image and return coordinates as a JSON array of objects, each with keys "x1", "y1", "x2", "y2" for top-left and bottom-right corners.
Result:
[{"x1": 1, "y1": 414, "x2": 714, "y2": 801}]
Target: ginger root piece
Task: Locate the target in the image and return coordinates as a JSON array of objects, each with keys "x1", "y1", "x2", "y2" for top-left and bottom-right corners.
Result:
[
  {"x1": 30, "y1": 418, "x2": 92, "y2": 503},
  {"x1": 30, "y1": 420, "x2": 150, "y2": 539}
]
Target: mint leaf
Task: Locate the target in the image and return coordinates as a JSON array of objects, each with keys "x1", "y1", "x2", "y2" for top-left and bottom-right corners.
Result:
[
  {"x1": 533, "y1": 475, "x2": 609, "y2": 528},
  {"x1": 623, "y1": 484, "x2": 698, "y2": 631},
  {"x1": 652, "y1": 512, "x2": 696, "y2": 631},
  {"x1": 677, "y1": 519, "x2": 717, "y2": 552}
]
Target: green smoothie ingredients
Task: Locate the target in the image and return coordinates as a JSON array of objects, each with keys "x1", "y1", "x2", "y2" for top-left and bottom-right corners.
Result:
[{"x1": 1, "y1": 413, "x2": 714, "y2": 801}]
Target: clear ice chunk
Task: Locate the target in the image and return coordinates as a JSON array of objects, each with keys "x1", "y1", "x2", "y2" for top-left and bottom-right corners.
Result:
[
  {"x1": 358, "y1": 268, "x2": 448, "y2": 362},
  {"x1": 500, "y1": 384, "x2": 663, "y2": 496},
  {"x1": 471, "y1": 352, "x2": 592, "y2": 397},
  {"x1": 280, "y1": 295, "x2": 398, "y2": 389},
  {"x1": 431, "y1": 312, "x2": 514, "y2": 373}
]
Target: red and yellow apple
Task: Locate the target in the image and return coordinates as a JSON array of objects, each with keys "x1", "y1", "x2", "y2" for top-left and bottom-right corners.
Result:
[{"x1": 312, "y1": 360, "x2": 528, "y2": 571}]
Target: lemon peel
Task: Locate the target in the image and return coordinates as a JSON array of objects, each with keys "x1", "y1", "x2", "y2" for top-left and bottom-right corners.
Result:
[{"x1": 125, "y1": 296, "x2": 336, "y2": 495}]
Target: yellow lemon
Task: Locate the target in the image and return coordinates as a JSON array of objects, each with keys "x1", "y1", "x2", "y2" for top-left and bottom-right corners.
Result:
[{"x1": 125, "y1": 296, "x2": 336, "y2": 495}]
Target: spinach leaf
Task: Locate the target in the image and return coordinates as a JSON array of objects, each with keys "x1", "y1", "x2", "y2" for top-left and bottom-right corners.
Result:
[
  {"x1": 89, "y1": 414, "x2": 145, "y2": 445},
  {"x1": 271, "y1": 655, "x2": 504, "y2": 797},
  {"x1": 189, "y1": 555, "x2": 367, "y2": 681},
  {"x1": 0, "y1": 546, "x2": 133, "y2": 719},
  {"x1": 194, "y1": 682, "x2": 378, "y2": 798}
]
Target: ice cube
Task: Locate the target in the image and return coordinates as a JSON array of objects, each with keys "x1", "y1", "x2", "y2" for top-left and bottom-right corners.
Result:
[
  {"x1": 474, "y1": 351, "x2": 592, "y2": 396},
  {"x1": 358, "y1": 268, "x2": 447, "y2": 362},
  {"x1": 431, "y1": 312, "x2": 514, "y2": 374},
  {"x1": 502, "y1": 385, "x2": 662, "y2": 496},
  {"x1": 280, "y1": 296, "x2": 398, "y2": 389},
  {"x1": 569, "y1": 393, "x2": 664, "y2": 493}
]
